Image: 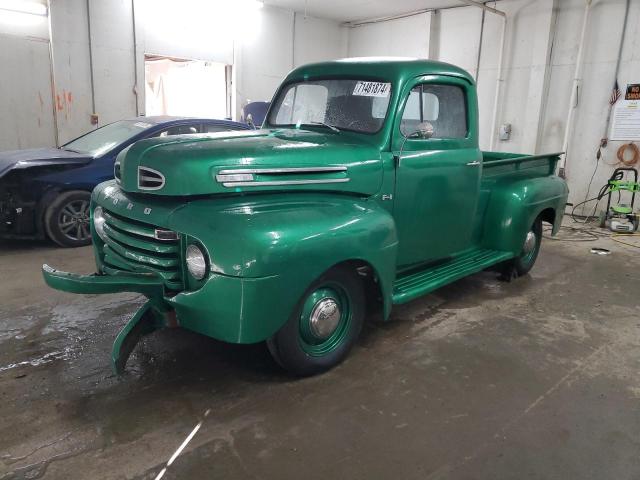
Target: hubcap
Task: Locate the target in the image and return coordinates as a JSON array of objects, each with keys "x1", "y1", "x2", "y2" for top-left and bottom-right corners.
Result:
[
  {"x1": 58, "y1": 200, "x2": 90, "y2": 241},
  {"x1": 309, "y1": 298, "x2": 341, "y2": 339},
  {"x1": 522, "y1": 230, "x2": 536, "y2": 254},
  {"x1": 298, "y1": 285, "x2": 352, "y2": 356}
]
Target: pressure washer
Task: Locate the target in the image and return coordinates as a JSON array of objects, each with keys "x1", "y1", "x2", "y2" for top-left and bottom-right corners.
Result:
[{"x1": 598, "y1": 167, "x2": 640, "y2": 233}]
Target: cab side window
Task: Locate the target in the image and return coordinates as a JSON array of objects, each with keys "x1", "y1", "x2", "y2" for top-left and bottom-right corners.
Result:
[{"x1": 400, "y1": 84, "x2": 467, "y2": 139}]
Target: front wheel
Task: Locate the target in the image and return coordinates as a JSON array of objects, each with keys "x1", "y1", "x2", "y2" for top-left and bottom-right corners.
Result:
[
  {"x1": 44, "y1": 190, "x2": 92, "y2": 247},
  {"x1": 267, "y1": 265, "x2": 365, "y2": 376}
]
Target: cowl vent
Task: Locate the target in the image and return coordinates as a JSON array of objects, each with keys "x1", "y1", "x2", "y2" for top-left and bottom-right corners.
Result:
[{"x1": 138, "y1": 167, "x2": 165, "y2": 190}]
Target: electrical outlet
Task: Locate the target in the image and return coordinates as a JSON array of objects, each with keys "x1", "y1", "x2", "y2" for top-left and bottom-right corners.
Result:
[{"x1": 499, "y1": 123, "x2": 512, "y2": 141}]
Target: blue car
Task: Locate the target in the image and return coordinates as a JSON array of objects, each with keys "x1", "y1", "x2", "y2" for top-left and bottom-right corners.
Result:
[{"x1": 0, "y1": 116, "x2": 251, "y2": 247}]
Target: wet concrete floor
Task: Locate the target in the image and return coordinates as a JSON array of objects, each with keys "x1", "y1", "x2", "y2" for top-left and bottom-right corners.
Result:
[{"x1": 1, "y1": 230, "x2": 639, "y2": 479}]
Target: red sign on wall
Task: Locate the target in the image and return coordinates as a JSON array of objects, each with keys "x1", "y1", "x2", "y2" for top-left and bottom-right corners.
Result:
[{"x1": 626, "y1": 84, "x2": 640, "y2": 101}]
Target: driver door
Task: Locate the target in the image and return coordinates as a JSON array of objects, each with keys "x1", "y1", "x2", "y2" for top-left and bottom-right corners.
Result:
[{"x1": 392, "y1": 76, "x2": 481, "y2": 269}]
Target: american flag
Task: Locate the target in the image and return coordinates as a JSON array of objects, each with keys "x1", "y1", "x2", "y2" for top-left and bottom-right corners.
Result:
[{"x1": 610, "y1": 80, "x2": 622, "y2": 105}]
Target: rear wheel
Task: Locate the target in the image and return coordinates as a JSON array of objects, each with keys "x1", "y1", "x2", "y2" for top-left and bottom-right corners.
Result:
[
  {"x1": 505, "y1": 216, "x2": 543, "y2": 277},
  {"x1": 44, "y1": 190, "x2": 92, "y2": 247},
  {"x1": 267, "y1": 265, "x2": 365, "y2": 376}
]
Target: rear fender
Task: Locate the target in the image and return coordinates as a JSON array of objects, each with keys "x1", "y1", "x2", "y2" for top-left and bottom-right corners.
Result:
[{"x1": 480, "y1": 176, "x2": 568, "y2": 253}]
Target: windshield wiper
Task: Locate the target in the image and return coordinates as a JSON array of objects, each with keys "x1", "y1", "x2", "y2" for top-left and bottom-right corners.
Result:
[
  {"x1": 305, "y1": 121, "x2": 341, "y2": 134},
  {"x1": 60, "y1": 146, "x2": 81, "y2": 153}
]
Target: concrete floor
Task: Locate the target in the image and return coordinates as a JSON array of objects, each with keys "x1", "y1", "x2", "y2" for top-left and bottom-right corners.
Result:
[{"x1": 1, "y1": 229, "x2": 639, "y2": 480}]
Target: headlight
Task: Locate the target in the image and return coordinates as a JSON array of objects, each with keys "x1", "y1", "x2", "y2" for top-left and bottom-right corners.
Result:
[
  {"x1": 186, "y1": 244, "x2": 207, "y2": 280},
  {"x1": 93, "y1": 206, "x2": 107, "y2": 241}
]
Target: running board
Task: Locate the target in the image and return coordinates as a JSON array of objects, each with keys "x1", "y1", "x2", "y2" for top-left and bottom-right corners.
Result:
[{"x1": 392, "y1": 249, "x2": 514, "y2": 304}]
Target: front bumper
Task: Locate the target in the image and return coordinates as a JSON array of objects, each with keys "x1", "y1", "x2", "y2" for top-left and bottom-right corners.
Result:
[
  {"x1": 42, "y1": 264, "x2": 165, "y2": 298},
  {"x1": 42, "y1": 263, "x2": 287, "y2": 345}
]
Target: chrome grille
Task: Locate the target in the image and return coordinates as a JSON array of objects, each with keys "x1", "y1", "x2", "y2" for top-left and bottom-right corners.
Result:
[
  {"x1": 138, "y1": 167, "x2": 165, "y2": 190},
  {"x1": 100, "y1": 209, "x2": 183, "y2": 290}
]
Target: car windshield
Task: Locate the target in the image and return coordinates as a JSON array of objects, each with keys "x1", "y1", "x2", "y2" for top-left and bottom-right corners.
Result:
[
  {"x1": 268, "y1": 79, "x2": 392, "y2": 134},
  {"x1": 61, "y1": 120, "x2": 154, "y2": 156}
]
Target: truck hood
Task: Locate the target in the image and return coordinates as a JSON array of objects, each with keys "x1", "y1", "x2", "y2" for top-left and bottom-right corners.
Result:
[
  {"x1": 117, "y1": 129, "x2": 383, "y2": 196},
  {"x1": 0, "y1": 148, "x2": 92, "y2": 179}
]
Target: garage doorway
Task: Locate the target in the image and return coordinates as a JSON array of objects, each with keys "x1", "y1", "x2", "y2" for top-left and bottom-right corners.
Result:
[{"x1": 144, "y1": 55, "x2": 230, "y2": 119}]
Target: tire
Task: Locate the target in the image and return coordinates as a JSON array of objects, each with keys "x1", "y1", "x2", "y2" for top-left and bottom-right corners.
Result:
[
  {"x1": 267, "y1": 265, "x2": 365, "y2": 377},
  {"x1": 44, "y1": 190, "x2": 92, "y2": 247},
  {"x1": 598, "y1": 210, "x2": 607, "y2": 228},
  {"x1": 505, "y1": 216, "x2": 543, "y2": 277}
]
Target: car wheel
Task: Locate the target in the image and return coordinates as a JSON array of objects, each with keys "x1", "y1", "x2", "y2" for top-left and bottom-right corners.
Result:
[
  {"x1": 44, "y1": 190, "x2": 92, "y2": 247},
  {"x1": 267, "y1": 265, "x2": 365, "y2": 376},
  {"x1": 510, "y1": 216, "x2": 543, "y2": 276}
]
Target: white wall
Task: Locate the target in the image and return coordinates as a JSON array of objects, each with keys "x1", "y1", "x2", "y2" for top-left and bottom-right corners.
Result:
[
  {"x1": 137, "y1": 0, "x2": 234, "y2": 65},
  {"x1": 234, "y1": 6, "x2": 294, "y2": 117},
  {"x1": 539, "y1": 0, "x2": 640, "y2": 205},
  {"x1": 0, "y1": 0, "x2": 345, "y2": 149},
  {"x1": 436, "y1": 7, "x2": 483, "y2": 78},
  {"x1": 87, "y1": 0, "x2": 138, "y2": 126},
  {"x1": 347, "y1": 13, "x2": 431, "y2": 58},
  {"x1": 49, "y1": 0, "x2": 93, "y2": 146},
  {"x1": 475, "y1": 0, "x2": 556, "y2": 153},
  {"x1": 234, "y1": 7, "x2": 348, "y2": 119},
  {"x1": 293, "y1": 13, "x2": 348, "y2": 67},
  {"x1": 0, "y1": 4, "x2": 55, "y2": 149}
]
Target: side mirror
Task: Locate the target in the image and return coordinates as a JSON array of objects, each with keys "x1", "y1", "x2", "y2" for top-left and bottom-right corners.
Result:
[
  {"x1": 246, "y1": 113, "x2": 256, "y2": 130},
  {"x1": 409, "y1": 122, "x2": 434, "y2": 139}
]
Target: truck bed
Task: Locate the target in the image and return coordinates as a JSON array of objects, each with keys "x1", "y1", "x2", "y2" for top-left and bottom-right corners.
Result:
[{"x1": 482, "y1": 151, "x2": 563, "y2": 179}]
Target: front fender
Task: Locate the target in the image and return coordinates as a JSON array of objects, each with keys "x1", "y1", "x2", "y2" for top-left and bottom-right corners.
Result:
[
  {"x1": 480, "y1": 175, "x2": 568, "y2": 253},
  {"x1": 167, "y1": 194, "x2": 398, "y2": 341}
]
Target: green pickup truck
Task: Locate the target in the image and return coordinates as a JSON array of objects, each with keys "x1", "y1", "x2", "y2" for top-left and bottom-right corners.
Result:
[{"x1": 43, "y1": 58, "x2": 568, "y2": 376}]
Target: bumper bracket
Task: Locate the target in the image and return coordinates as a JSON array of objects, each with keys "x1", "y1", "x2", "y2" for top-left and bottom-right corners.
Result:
[
  {"x1": 111, "y1": 300, "x2": 171, "y2": 374},
  {"x1": 42, "y1": 264, "x2": 175, "y2": 374}
]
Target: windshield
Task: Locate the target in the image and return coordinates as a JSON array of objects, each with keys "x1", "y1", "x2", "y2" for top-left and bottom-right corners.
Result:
[
  {"x1": 268, "y1": 79, "x2": 392, "y2": 134},
  {"x1": 62, "y1": 120, "x2": 154, "y2": 156}
]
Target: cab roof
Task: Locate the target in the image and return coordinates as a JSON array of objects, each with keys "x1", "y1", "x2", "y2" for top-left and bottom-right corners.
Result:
[{"x1": 284, "y1": 57, "x2": 475, "y2": 85}]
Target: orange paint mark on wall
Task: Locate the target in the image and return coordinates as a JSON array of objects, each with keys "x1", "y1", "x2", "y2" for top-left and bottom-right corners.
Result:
[{"x1": 54, "y1": 90, "x2": 74, "y2": 119}]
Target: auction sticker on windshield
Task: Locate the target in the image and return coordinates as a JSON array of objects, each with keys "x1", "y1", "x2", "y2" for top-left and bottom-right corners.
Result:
[{"x1": 353, "y1": 81, "x2": 391, "y2": 97}]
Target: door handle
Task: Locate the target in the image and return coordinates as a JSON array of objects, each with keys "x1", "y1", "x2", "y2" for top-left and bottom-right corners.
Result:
[{"x1": 466, "y1": 161, "x2": 481, "y2": 166}]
